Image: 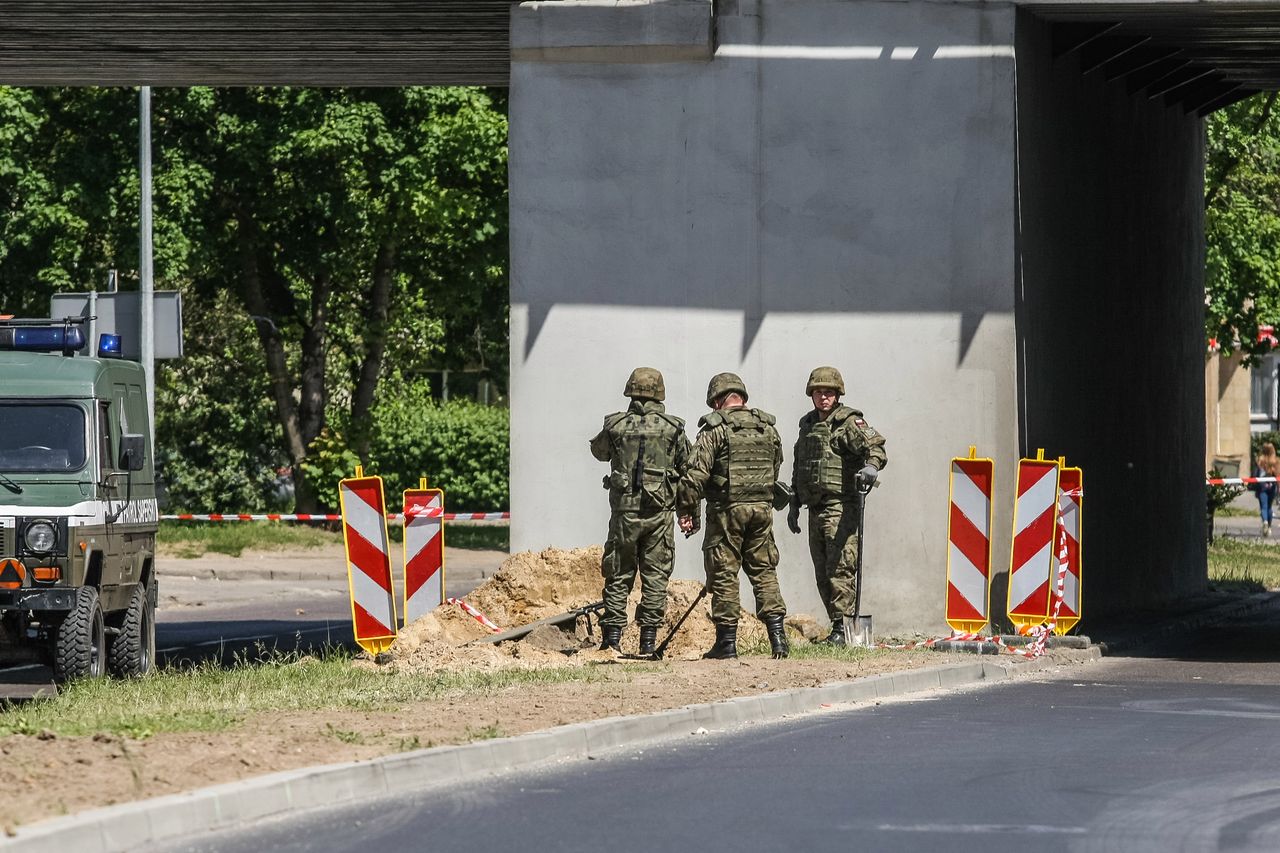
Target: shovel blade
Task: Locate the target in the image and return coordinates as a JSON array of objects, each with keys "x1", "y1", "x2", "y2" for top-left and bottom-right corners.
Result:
[{"x1": 844, "y1": 614, "x2": 873, "y2": 648}]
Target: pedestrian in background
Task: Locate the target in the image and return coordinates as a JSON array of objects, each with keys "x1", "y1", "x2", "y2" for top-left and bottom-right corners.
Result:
[
  {"x1": 1253, "y1": 441, "x2": 1280, "y2": 537},
  {"x1": 677, "y1": 372, "x2": 789, "y2": 660},
  {"x1": 787, "y1": 367, "x2": 887, "y2": 644},
  {"x1": 590, "y1": 368, "x2": 691, "y2": 654}
]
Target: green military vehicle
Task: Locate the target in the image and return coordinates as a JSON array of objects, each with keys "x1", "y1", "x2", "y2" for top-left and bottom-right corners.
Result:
[{"x1": 0, "y1": 317, "x2": 157, "y2": 682}]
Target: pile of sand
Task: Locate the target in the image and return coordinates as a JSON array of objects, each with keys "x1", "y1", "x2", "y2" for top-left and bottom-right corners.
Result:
[{"x1": 377, "y1": 545, "x2": 820, "y2": 674}]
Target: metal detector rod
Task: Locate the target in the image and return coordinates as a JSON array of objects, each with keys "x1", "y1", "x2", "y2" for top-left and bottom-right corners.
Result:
[{"x1": 651, "y1": 586, "x2": 708, "y2": 660}]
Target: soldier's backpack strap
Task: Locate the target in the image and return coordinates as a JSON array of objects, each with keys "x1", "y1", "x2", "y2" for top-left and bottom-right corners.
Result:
[
  {"x1": 828, "y1": 406, "x2": 854, "y2": 426},
  {"x1": 656, "y1": 412, "x2": 686, "y2": 433},
  {"x1": 698, "y1": 411, "x2": 725, "y2": 430}
]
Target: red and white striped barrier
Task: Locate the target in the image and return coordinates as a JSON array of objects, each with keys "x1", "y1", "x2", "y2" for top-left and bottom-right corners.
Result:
[
  {"x1": 446, "y1": 597, "x2": 501, "y2": 633},
  {"x1": 1007, "y1": 455, "x2": 1061, "y2": 632},
  {"x1": 161, "y1": 512, "x2": 510, "y2": 522},
  {"x1": 402, "y1": 486, "x2": 445, "y2": 626},
  {"x1": 385, "y1": 512, "x2": 510, "y2": 523},
  {"x1": 945, "y1": 448, "x2": 993, "y2": 635},
  {"x1": 1207, "y1": 476, "x2": 1276, "y2": 486},
  {"x1": 1055, "y1": 466, "x2": 1083, "y2": 636},
  {"x1": 338, "y1": 470, "x2": 398, "y2": 655}
]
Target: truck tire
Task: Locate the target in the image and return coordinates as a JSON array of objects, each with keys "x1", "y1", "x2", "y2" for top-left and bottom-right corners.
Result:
[
  {"x1": 53, "y1": 587, "x2": 106, "y2": 682},
  {"x1": 108, "y1": 583, "x2": 155, "y2": 677}
]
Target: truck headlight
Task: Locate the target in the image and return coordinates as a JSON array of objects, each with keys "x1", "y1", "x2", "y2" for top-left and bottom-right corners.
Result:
[{"x1": 23, "y1": 521, "x2": 56, "y2": 554}]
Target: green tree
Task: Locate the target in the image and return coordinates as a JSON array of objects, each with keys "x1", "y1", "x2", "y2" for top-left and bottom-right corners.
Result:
[
  {"x1": 166, "y1": 87, "x2": 508, "y2": 510},
  {"x1": 0, "y1": 86, "x2": 509, "y2": 513},
  {"x1": 1205, "y1": 92, "x2": 1280, "y2": 361}
]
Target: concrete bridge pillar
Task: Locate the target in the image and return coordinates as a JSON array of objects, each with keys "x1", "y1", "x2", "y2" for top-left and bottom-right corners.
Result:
[{"x1": 509, "y1": 0, "x2": 1205, "y2": 632}]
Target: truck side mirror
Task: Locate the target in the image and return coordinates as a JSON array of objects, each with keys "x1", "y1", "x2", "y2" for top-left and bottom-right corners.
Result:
[{"x1": 119, "y1": 434, "x2": 146, "y2": 472}]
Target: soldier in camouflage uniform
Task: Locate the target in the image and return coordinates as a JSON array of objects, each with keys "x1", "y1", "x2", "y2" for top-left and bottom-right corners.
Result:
[
  {"x1": 677, "y1": 373, "x2": 789, "y2": 660},
  {"x1": 590, "y1": 368, "x2": 692, "y2": 654},
  {"x1": 786, "y1": 366, "x2": 887, "y2": 645}
]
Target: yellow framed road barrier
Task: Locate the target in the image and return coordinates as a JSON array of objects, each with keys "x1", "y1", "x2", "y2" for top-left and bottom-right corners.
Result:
[
  {"x1": 946, "y1": 446, "x2": 993, "y2": 635},
  {"x1": 339, "y1": 466, "x2": 398, "y2": 655}
]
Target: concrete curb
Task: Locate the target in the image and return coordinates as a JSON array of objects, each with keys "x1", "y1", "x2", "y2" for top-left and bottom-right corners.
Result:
[
  {"x1": 0, "y1": 651, "x2": 1098, "y2": 852},
  {"x1": 1095, "y1": 591, "x2": 1280, "y2": 655}
]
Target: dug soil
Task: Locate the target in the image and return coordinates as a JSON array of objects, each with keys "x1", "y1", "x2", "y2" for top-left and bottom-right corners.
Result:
[{"x1": 0, "y1": 547, "x2": 1078, "y2": 830}]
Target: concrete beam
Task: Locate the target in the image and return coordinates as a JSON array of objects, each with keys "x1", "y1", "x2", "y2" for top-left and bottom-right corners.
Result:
[{"x1": 511, "y1": 0, "x2": 714, "y2": 64}]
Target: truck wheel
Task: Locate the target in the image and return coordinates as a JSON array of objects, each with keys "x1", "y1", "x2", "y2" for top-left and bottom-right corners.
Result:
[
  {"x1": 108, "y1": 583, "x2": 155, "y2": 677},
  {"x1": 53, "y1": 587, "x2": 106, "y2": 682}
]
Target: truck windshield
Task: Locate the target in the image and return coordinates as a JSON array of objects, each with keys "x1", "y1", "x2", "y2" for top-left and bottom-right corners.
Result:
[{"x1": 0, "y1": 403, "x2": 87, "y2": 473}]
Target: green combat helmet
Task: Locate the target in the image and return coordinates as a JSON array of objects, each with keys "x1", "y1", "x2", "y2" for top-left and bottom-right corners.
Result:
[
  {"x1": 624, "y1": 367, "x2": 665, "y2": 401},
  {"x1": 706, "y1": 372, "x2": 749, "y2": 407},
  {"x1": 805, "y1": 366, "x2": 845, "y2": 396}
]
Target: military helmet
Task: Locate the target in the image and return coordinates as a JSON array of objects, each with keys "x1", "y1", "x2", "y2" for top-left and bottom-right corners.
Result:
[
  {"x1": 706, "y1": 372, "x2": 749, "y2": 407},
  {"x1": 805, "y1": 366, "x2": 845, "y2": 396},
  {"x1": 624, "y1": 367, "x2": 665, "y2": 401}
]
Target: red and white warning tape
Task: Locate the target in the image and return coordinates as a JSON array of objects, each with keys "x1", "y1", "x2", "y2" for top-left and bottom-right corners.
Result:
[
  {"x1": 446, "y1": 597, "x2": 501, "y2": 633},
  {"x1": 1207, "y1": 476, "x2": 1277, "y2": 486},
  {"x1": 162, "y1": 512, "x2": 510, "y2": 523},
  {"x1": 877, "y1": 512, "x2": 1074, "y2": 659}
]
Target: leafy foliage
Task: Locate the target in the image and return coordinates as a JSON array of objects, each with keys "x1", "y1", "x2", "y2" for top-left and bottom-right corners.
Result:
[
  {"x1": 368, "y1": 388, "x2": 510, "y2": 512},
  {"x1": 0, "y1": 85, "x2": 510, "y2": 513},
  {"x1": 1206, "y1": 93, "x2": 1280, "y2": 362},
  {"x1": 155, "y1": 290, "x2": 288, "y2": 512}
]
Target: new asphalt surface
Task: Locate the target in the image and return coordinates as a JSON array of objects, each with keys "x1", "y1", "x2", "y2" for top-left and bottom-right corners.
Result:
[{"x1": 148, "y1": 598, "x2": 1280, "y2": 853}]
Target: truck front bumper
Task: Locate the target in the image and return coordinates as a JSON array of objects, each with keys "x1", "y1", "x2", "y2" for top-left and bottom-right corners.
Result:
[{"x1": 0, "y1": 588, "x2": 76, "y2": 611}]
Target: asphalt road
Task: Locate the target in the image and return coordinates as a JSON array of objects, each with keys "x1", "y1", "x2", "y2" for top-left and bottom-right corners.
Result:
[{"x1": 152, "y1": 601, "x2": 1280, "y2": 853}]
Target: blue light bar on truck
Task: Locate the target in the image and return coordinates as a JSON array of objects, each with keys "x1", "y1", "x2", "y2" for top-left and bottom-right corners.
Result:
[
  {"x1": 0, "y1": 317, "x2": 90, "y2": 355},
  {"x1": 98, "y1": 334, "x2": 122, "y2": 358}
]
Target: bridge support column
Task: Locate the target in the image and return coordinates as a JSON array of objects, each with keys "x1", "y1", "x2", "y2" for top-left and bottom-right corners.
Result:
[{"x1": 510, "y1": 0, "x2": 1205, "y2": 631}]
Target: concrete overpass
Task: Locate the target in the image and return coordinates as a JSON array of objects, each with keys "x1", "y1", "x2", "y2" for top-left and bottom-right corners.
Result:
[{"x1": 8, "y1": 0, "x2": 1280, "y2": 632}]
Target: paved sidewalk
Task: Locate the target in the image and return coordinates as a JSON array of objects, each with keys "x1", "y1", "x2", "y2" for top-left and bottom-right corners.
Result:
[{"x1": 157, "y1": 545, "x2": 507, "y2": 596}]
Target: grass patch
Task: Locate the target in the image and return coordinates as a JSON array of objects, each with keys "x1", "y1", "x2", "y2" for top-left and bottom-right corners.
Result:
[
  {"x1": 465, "y1": 722, "x2": 506, "y2": 740},
  {"x1": 0, "y1": 648, "x2": 619, "y2": 740},
  {"x1": 158, "y1": 521, "x2": 341, "y2": 558},
  {"x1": 1216, "y1": 506, "x2": 1258, "y2": 519},
  {"x1": 445, "y1": 524, "x2": 509, "y2": 551},
  {"x1": 158, "y1": 519, "x2": 509, "y2": 557},
  {"x1": 1207, "y1": 537, "x2": 1280, "y2": 593},
  {"x1": 737, "y1": 636, "x2": 905, "y2": 661}
]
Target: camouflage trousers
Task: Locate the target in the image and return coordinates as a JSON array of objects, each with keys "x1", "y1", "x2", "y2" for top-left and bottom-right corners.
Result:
[
  {"x1": 600, "y1": 509, "x2": 675, "y2": 628},
  {"x1": 702, "y1": 502, "x2": 786, "y2": 625},
  {"x1": 808, "y1": 501, "x2": 860, "y2": 623}
]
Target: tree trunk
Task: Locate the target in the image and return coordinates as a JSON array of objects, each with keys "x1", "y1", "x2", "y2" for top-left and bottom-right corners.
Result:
[
  {"x1": 234, "y1": 221, "x2": 321, "y2": 512},
  {"x1": 351, "y1": 241, "x2": 396, "y2": 462}
]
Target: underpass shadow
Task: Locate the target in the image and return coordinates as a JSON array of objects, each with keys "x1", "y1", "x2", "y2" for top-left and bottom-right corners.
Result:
[
  {"x1": 157, "y1": 618, "x2": 357, "y2": 668},
  {"x1": 1086, "y1": 591, "x2": 1280, "y2": 664}
]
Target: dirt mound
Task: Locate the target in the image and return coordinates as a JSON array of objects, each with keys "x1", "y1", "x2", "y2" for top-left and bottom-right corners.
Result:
[
  {"x1": 380, "y1": 545, "x2": 813, "y2": 673},
  {"x1": 466, "y1": 546, "x2": 604, "y2": 627}
]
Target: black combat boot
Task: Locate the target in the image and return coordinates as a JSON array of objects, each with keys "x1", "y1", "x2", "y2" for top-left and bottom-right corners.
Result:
[
  {"x1": 599, "y1": 625, "x2": 623, "y2": 653},
  {"x1": 823, "y1": 620, "x2": 846, "y2": 646},
  {"x1": 702, "y1": 623, "x2": 738, "y2": 660},
  {"x1": 764, "y1": 615, "x2": 789, "y2": 659},
  {"x1": 639, "y1": 625, "x2": 659, "y2": 656}
]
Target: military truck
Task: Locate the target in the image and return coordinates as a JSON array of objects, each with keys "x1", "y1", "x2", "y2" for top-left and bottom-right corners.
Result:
[{"x1": 0, "y1": 316, "x2": 157, "y2": 682}]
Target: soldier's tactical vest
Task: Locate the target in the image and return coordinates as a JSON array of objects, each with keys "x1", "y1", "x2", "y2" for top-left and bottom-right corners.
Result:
[
  {"x1": 603, "y1": 410, "x2": 685, "y2": 512},
  {"x1": 705, "y1": 408, "x2": 776, "y2": 504},
  {"x1": 795, "y1": 407, "x2": 859, "y2": 506}
]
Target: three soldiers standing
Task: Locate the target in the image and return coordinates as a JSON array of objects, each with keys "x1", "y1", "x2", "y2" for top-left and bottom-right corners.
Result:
[{"x1": 591, "y1": 365, "x2": 886, "y2": 659}]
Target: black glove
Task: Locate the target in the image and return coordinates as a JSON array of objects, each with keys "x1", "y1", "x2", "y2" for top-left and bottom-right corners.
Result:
[{"x1": 786, "y1": 500, "x2": 801, "y2": 534}]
